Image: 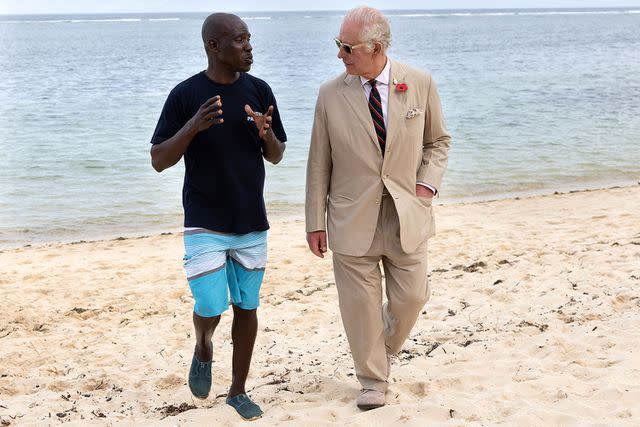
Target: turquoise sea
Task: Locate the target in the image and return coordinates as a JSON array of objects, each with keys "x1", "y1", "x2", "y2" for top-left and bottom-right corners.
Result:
[{"x1": 0, "y1": 8, "x2": 639, "y2": 247}]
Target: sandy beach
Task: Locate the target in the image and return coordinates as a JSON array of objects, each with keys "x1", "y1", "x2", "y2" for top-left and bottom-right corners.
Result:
[{"x1": 1, "y1": 185, "x2": 639, "y2": 426}]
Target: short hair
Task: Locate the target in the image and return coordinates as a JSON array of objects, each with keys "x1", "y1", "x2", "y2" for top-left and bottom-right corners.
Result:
[
  {"x1": 201, "y1": 14, "x2": 217, "y2": 43},
  {"x1": 343, "y1": 6, "x2": 391, "y2": 52},
  {"x1": 201, "y1": 13, "x2": 237, "y2": 44}
]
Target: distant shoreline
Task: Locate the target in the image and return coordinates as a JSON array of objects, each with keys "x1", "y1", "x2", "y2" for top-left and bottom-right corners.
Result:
[{"x1": 2, "y1": 181, "x2": 637, "y2": 252}]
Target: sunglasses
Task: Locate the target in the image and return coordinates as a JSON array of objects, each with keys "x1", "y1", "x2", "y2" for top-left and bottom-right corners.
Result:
[{"x1": 334, "y1": 38, "x2": 366, "y2": 55}]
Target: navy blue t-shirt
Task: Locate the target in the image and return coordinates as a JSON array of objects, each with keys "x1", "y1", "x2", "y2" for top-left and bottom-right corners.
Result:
[{"x1": 151, "y1": 71, "x2": 287, "y2": 234}]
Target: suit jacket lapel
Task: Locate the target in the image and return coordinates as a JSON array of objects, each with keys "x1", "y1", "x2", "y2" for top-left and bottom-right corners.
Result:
[
  {"x1": 386, "y1": 60, "x2": 406, "y2": 152},
  {"x1": 341, "y1": 74, "x2": 380, "y2": 153}
]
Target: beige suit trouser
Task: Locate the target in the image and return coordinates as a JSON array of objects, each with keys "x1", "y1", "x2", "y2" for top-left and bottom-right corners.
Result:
[{"x1": 332, "y1": 194, "x2": 430, "y2": 393}]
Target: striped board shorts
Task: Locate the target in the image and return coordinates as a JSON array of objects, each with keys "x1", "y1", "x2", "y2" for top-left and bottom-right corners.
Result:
[{"x1": 183, "y1": 228, "x2": 268, "y2": 317}]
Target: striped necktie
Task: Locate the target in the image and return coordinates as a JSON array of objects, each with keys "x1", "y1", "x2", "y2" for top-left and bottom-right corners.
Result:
[{"x1": 367, "y1": 79, "x2": 386, "y2": 154}]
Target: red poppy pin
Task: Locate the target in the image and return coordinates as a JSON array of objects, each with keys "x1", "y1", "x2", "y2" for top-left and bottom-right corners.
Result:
[{"x1": 393, "y1": 78, "x2": 408, "y2": 92}]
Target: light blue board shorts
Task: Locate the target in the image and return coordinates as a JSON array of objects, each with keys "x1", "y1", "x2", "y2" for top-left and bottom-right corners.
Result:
[{"x1": 183, "y1": 228, "x2": 267, "y2": 317}]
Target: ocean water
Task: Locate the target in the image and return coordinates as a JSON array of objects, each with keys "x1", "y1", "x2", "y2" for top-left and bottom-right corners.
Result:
[{"x1": 0, "y1": 8, "x2": 639, "y2": 247}]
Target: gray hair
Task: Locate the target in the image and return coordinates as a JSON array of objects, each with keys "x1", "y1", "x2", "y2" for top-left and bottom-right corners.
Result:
[{"x1": 343, "y1": 6, "x2": 391, "y2": 51}]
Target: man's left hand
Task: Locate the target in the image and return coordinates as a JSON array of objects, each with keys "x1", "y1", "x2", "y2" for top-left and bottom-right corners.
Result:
[
  {"x1": 416, "y1": 184, "x2": 434, "y2": 199},
  {"x1": 245, "y1": 104, "x2": 274, "y2": 140}
]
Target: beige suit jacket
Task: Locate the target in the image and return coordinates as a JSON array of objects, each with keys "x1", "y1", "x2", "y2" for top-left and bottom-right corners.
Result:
[{"x1": 305, "y1": 60, "x2": 451, "y2": 256}]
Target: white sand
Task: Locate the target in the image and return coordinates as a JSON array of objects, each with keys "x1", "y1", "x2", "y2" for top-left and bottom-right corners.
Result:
[{"x1": 1, "y1": 185, "x2": 639, "y2": 426}]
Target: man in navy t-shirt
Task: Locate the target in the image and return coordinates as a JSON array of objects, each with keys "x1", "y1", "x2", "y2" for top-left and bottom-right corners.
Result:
[{"x1": 150, "y1": 13, "x2": 286, "y2": 421}]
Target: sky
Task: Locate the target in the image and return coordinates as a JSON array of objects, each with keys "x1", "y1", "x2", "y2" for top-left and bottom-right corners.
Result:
[{"x1": 1, "y1": 0, "x2": 640, "y2": 14}]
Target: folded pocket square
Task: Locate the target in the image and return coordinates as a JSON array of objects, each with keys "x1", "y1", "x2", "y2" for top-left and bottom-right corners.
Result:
[{"x1": 406, "y1": 108, "x2": 424, "y2": 119}]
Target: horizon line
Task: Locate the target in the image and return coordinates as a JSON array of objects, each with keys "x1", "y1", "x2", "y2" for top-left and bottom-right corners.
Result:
[{"x1": 2, "y1": 5, "x2": 639, "y2": 16}]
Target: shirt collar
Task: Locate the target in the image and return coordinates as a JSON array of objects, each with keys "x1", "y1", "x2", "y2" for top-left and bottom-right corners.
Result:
[{"x1": 360, "y1": 58, "x2": 390, "y2": 87}]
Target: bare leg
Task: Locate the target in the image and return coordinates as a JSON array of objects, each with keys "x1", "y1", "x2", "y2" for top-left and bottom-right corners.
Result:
[
  {"x1": 193, "y1": 311, "x2": 220, "y2": 361},
  {"x1": 227, "y1": 305, "x2": 258, "y2": 398}
]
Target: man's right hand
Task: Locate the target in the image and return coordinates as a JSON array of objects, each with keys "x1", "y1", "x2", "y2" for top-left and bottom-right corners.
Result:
[
  {"x1": 306, "y1": 231, "x2": 327, "y2": 258},
  {"x1": 188, "y1": 96, "x2": 224, "y2": 134},
  {"x1": 150, "y1": 95, "x2": 223, "y2": 173}
]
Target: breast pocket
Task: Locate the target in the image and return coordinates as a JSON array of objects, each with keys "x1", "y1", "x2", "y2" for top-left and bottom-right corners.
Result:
[{"x1": 404, "y1": 115, "x2": 425, "y2": 135}]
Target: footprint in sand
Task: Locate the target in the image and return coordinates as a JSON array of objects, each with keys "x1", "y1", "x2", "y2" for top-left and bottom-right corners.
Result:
[
  {"x1": 47, "y1": 380, "x2": 72, "y2": 392},
  {"x1": 156, "y1": 374, "x2": 184, "y2": 390},
  {"x1": 80, "y1": 377, "x2": 109, "y2": 393},
  {"x1": 66, "y1": 308, "x2": 101, "y2": 320},
  {"x1": 405, "y1": 381, "x2": 429, "y2": 397},
  {"x1": 611, "y1": 293, "x2": 638, "y2": 310}
]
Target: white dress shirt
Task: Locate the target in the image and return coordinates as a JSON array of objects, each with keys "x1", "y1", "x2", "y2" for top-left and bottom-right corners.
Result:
[
  {"x1": 359, "y1": 58, "x2": 437, "y2": 195},
  {"x1": 360, "y1": 59, "x2": 391, "y2": 127}
]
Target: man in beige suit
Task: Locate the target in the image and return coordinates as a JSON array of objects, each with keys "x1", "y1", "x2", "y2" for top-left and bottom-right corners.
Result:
[{"x1": 305, "y1": 6, "x2": 451, "y2": 410}]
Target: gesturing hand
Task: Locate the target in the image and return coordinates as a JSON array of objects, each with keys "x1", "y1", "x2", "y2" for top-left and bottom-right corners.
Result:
[
  {"x1": 244, "y1": 104, "x2": 274, "y2": 140},
  {"x1": 189, "y1": 96, "x2": 223, "y2": 133}
]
